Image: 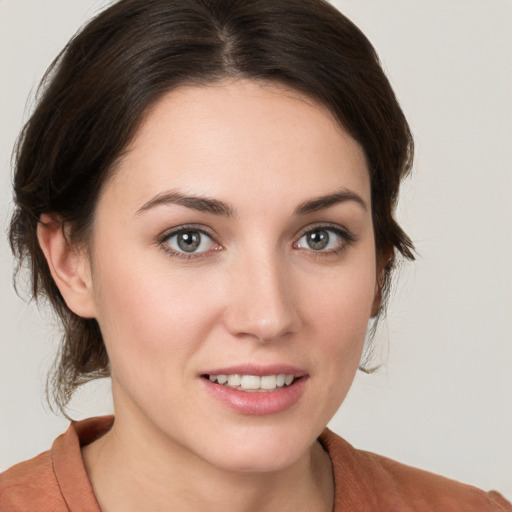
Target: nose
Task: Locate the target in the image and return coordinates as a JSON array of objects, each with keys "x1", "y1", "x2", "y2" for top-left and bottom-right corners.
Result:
[{"x1": 222, "y1": 251, "x2": 301, "y2": 343}]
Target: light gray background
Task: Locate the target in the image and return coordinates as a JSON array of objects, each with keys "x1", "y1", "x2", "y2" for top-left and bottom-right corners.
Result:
[{"x1": 1, "y1": 0, "x2": 511, "y2": 498}]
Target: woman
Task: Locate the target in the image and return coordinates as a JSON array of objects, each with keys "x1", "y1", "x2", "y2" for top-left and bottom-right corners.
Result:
[{"x1": 1, "y1": 0, "x2": 510, "y2": 510}]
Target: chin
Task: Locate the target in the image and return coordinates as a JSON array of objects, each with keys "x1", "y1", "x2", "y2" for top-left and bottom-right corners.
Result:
[{"x1": 191, "y1": 421, "x2": 319, "y2": 474}]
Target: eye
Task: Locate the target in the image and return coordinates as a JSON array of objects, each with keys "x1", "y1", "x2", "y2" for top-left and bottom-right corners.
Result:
[
  {"x1": 163, "y1": 228, "x2": 217, "y2": 255},
  {"x1": 294, "y1": 226, "x2": 355, "y2": 253}
]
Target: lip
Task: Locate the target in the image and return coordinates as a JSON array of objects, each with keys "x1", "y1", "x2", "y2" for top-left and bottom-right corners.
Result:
[
  {"x1": 200, "y1": 364, "x2": 307, "y2": 378},
  {"x1": 199, "y1": 364, "x2": 309, "y2": 416}
]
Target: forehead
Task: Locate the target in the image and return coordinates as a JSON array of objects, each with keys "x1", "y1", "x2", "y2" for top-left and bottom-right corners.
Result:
[{"x1": 102, "y1": 79, "x2": 370, "y2": 214}]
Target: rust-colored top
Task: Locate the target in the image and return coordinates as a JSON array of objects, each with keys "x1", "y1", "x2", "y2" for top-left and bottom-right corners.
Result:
[{"x1": 1, "y1": 416, "x2": 510, "y2": 511}]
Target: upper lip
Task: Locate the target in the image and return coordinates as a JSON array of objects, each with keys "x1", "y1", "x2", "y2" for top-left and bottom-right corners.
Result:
[{"x1": 200, "y1": 364, "x2": 308, "y2": 377}]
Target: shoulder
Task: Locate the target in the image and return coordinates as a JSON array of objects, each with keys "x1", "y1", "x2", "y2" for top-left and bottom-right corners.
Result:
[
  {"x1": 320, "y1": 429, "x2": 512, "y2": 512},
  {"x1": 0, "y1": 450, "x2": 67, "y2": 511},
  {"x1": 0, "y1": 416, "x2": 110, "y2": 512}
]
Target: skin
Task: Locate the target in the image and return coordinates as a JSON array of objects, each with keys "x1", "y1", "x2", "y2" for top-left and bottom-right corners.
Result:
[{"x1": 38, "y1": 79, "x2": 382, "y2": 512}]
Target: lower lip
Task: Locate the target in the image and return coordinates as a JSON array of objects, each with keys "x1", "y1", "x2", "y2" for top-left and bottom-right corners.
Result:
[{"x1": 201, "y1": 377, "x2": 308, "y2": 415}]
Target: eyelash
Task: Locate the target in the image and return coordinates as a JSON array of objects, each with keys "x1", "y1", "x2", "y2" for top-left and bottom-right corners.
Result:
[
  {"x1": 294, "y1": 223, "x2": 357, "y2": 257},
  {"x1": 157, "y1": 224, "x2": 219, "y2": 261},
  {"x1": 157, "y1": 223, "x2": 357, "y2": 261}
]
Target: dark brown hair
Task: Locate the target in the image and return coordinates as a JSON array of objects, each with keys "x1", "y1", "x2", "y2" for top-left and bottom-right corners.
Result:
[{"x1": 9, "y1": 0, "x2": 414, "y2": 412}]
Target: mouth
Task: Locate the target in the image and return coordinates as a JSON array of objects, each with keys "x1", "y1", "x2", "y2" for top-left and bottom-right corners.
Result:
[
  {"x1": 200, "y1": 367, "x2": 308, "y2": 415},
  {"x1": 202, "y1": 373, "x2": 299, "y2": 392}
]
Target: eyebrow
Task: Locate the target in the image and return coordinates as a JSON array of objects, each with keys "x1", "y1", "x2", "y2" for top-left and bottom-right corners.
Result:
[
  {"x1": 136, "y1": 187, "x2": 367, "y2": 218},
  {"x1": 136, "y1": 190, "x2": 236, "y2": 217},
  {"x1": 294, "y1": 188, "x2": 367, "y2": 215}
]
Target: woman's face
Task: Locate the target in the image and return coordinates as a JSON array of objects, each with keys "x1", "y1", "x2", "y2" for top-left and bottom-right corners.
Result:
[{"x1": 86, "y1": 79, "x2": 378, "y2": 472}]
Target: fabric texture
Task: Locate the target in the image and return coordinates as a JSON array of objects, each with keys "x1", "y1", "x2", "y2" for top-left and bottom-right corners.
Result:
[{"x1": 1, "y1": 416, "x2": 510, "y2": 511}]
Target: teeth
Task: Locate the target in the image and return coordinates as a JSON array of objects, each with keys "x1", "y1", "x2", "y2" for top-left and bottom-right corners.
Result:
[
  {"x1": 260, "y1": 375, "x2": 277, "y2": 390},
  {"x1": 241, "y1": 375, "x2": 261, "y2": 390},
  {"x1": 207, "y1": 373, "x2": 296, "y2": 391},
  {"x1": 227, "y1": 374, "x2": 242, "y2": 386}
]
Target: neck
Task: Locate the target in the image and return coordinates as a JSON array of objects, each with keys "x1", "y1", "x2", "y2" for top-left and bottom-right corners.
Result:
[{"x1": 82, "y1": 411, "x2": 333, "y2": 512}]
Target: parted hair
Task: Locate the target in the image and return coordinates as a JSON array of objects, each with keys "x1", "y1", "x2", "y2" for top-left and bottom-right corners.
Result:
[{"x1": 9, "y1": 0, "x2": 414, "y2": 413}]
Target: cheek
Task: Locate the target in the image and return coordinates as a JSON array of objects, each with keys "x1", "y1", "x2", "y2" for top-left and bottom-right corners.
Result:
[
  {"x1": 311, "y1": 284, "x2": 373, "y2": 373},
  {"x1": 305, "y1": 251, "x2": 377, "y2": 341},
  {"x1": 302, "y1": 255, "x2": 377, "y2": 383},
  {"x1": 90, "y1": 248, "x2": 224, "y2": 381}
]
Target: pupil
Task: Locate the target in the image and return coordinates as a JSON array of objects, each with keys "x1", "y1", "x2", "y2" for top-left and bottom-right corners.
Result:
[
  {"x1": 177, "y1": 231, "x2": 200, "y2": 252},
  {"x1": 307, "y1": 230, "x2": 329, "y2": 250}
]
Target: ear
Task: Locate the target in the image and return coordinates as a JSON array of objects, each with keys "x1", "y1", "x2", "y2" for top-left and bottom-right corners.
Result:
[
  {"x1": 37, "y1": 213, "x2": 97, "y2": 318},
  {"x1": 371, "y1": 247, "x2": 393, "y2": 318}
]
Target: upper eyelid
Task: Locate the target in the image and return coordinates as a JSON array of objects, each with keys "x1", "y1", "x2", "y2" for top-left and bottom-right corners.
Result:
[
  {"x1": 295, "y1": 222, "x2": 355, "y2": 239},
  {"x1": 158, "y1": 224, "x2": 217, "y2": 242}
]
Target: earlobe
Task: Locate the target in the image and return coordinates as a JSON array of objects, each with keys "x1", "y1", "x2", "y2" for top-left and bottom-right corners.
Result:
[{"x1": 37, "y1": 214, "x2": 96, "y2": 318}]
